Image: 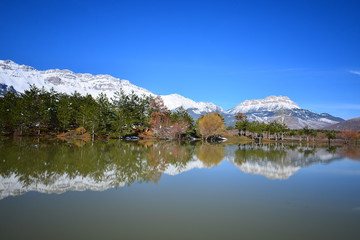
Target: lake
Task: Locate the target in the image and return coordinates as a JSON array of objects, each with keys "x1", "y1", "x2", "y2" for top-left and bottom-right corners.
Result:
[{"x1": 1, "y1": 138, "x2": 360, "y2": 240}]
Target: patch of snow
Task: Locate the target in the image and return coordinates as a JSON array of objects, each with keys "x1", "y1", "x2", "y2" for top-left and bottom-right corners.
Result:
[{"x1": 319, "y1": 118, "x2": 338, "y2": 124}]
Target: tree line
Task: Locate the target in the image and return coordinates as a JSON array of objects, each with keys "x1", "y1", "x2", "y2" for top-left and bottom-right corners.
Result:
[
  {"x1": 1, "y1": 86, "x2": 358, "y2": 143},
  {"x1": 0, "y1": 86, "x2": 224, "y2": 140},
  {"x1": 232, "y1": 113, "x2": 360, "y2": 144},
  {"x1": 0, "y1": 85, "x2": 195, "y2": 139}
]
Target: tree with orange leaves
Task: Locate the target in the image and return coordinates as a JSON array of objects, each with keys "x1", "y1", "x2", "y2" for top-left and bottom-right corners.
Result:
[
  {"x1": 235, "y1": 112, "x2": 247, "y2": 121},
  {"x1": 197, "y1": 113, "x2": 226, "y2": 141},
  {"x1": 339, "y1": 130, "x2": 360, "y2": 144},
  {"x1": 149, "y1": 96, "x2": 191, "y2": 139},
  {"x1": 149, "y1": 96, "x2": 172, "y2": 139}
]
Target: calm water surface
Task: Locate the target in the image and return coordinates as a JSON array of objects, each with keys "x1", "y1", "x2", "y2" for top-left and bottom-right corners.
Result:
[{"x1": 0, "y1": 138, "x2": 360, "y2": 240}]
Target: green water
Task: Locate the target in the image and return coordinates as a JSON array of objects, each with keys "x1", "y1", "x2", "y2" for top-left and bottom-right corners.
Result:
[{"x1": 0, "y1": 138, "x2": 360, "y2": 240}]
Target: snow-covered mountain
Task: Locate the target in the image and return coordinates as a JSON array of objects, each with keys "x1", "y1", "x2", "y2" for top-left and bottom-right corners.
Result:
[
  {"x1": 162, "y1": 94, "x2": 223, "y2": 113},
  {"x1": 224, "y1": 96, "x2": 343, "y2": 129},
  {"x1": 0, "y1": 60, "x2": 218, "y2": 116},
  {"x1": 0, "y1": 60, "x2": 153, "y2": 98},
  {"x1": 0, "y1": 60, "x2": 343, "y2": 129},
  {"x1": 227, "y1": 96, "x2": 300, "y2": 114},
  {"x1": 161, "y1": 93, "x2": 224, "y2": 120}
]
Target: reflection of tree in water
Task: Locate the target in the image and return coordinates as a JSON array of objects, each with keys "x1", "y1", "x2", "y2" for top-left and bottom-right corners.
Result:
[
  {"x1": 0, "y1": 139, "x2": 195, "y2": 187},
  {"x1": 341, "y1": 147, "x2": 360, "y2": 161},
  {"x1": 0, "y1": 139, "x2": 352, "y2": 190},
  {"x1": 231, "y1": 143, "x2": 347, "y2": 180},
  {"x1": 298, "y1": 147, "x2": 316, "y2": 158},
  {"x1": 196, "y1": 143, "x2": 225, "y2": 167},
  {"x1": 147, "y1": 142, "x2": 193, "y2": 166},
  {"x1": 234, "y1": 144, "x2": 287, "y2": 165},
  {"x1": 146, "y1": 141, "x2": 194, "y2": 183},
  {"x1": 326, "y1": 145, "x2": 339, "y2": 154},
  {"x1": 287, "y1": 145, "x2": 299, "y2": 151}
]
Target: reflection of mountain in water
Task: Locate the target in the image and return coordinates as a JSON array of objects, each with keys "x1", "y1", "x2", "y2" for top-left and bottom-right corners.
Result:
[
  {"x1": 0, "y1": 171, "x2": 126, "y2": 198},
  {"x1": 0, "y1": 140, "x2": 351, "y2": 199},
  {"x1": 227, "y1": 144, "x2": 342, "y2": 179},
  {"x1": 0, "y1": 140, "x2": 206, "y2": 200}
]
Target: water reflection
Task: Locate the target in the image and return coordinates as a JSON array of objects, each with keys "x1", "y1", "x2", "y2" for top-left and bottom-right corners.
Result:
[
  {"x1": 196, "y1": 143, "x2": 225, "y2": 167},
  {"x1": 231, "y1": 144, "x2": 342, "y2": 179},
  {"x1": 0, "y1": 138, "x2": 358, "y2": 200}
]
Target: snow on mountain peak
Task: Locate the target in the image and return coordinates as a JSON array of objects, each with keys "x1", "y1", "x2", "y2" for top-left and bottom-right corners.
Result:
[
  {"x1": 0, "y1": 59, "x2": 153, "y2": 99},
  {"x1": 227, "y1": 95, "x2": 300, "y2": 114},
  {"x1": 161, "y1": 93, "x2": 223, "y2": 113}
]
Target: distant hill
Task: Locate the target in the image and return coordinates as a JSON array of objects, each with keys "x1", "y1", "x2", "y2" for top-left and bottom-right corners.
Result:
[{"x1": 323, "y1": 117, "x2": 360, "y2": 131}]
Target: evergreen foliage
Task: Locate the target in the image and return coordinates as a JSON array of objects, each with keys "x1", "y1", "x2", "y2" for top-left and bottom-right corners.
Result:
[
  {"x1": 111, "y1": 90, "x2": 152, "y2": 137},
  {"x1": 234, "y1": 113, "x2": 289, "y2": 140},
  {"x1": 0, "y1": 87, "x2": 194, "y2": 139}
]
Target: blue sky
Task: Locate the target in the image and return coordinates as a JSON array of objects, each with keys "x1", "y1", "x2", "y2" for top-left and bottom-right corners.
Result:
[{"x1": 1, "y1": 0, "x2": 360, "y2": 119}]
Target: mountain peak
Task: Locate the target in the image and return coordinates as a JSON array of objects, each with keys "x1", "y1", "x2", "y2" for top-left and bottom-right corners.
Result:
[
  {"x1": 263, "y1": 95, "x2": 292, "y2": 101},
  {"x1": 0, "y1": 60, "x2": 15, "y2": 65},
  {"x1": 0, "y1": 60, "x2": 17, "y2": 70},
  {"x1": 227, "y1": 95, "x2": 300, "y2": 114}
]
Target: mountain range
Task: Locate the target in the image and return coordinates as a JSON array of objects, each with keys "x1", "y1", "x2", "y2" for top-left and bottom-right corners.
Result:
[{"x1": 0, "y1": 60, "x2": 344, "y2": 129}]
